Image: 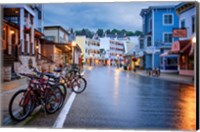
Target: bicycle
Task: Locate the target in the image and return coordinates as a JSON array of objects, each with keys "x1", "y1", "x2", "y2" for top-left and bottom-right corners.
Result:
[
  {"x1": 9, "y1": 73, "x2": 64, "y2": 121},
  {"x1": 54, "y1": 66, "x2": 87, "y2": 94}
]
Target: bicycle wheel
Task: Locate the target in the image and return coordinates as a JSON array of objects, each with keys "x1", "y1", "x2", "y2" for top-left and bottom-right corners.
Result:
[
  {"x1": 44, "y1": 88, "x2": 60, "y2": 114},
  {"x1": 72, "y1": 77, "x2": 87, "y2": 94},
  {"x1": 9, "y1": 89, "x2": 32, "y2": 121},
  {"x1": 58, "y1": 83, "x2": 67, "y2": 99},
  {"x1": 52, "y1": 86, "x2": 65, "y2": 109}
]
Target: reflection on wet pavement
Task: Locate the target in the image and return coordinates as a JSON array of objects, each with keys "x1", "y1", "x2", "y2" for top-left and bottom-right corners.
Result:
[{"x1": 64, "y1": 66, "x2": 196, "y2": 130}]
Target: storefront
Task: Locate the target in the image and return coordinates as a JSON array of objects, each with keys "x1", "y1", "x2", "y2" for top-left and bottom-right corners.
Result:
[
  {"x1": 160, "y1": 53, "x2": 178, "y2": 73},
  {"x1": 171, "y1": 39, "x2": 194, "y2": 76}
]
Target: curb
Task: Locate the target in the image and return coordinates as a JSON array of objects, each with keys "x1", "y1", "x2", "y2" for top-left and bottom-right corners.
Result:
[
  {"x1": 134, "y1": 72, "x2": 194, "y2": 86},
  {"x1": 2, "y1": 106, "x2": 42, "y2": 126}
]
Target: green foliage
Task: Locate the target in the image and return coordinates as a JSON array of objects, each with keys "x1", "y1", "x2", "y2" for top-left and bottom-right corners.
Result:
[
  {"x1": 75, "y1": 28, "x2": 142, "y2": 38},
  {"x1": 75, "y1": 28, "x2": 94, "y2": 38},
  {"x1": 96, "y1": 29, "x2": 104, "y2": 37}
]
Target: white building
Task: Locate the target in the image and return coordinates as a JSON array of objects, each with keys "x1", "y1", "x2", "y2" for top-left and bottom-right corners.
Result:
[
  {"x1": 75, "y1": 36, "x2": 100, "y2": 65},
  {"x1": 122, "y1": 36, "x2": 139, "y2": 54}
]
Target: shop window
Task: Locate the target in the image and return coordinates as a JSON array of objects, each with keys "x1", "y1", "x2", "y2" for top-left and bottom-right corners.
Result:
[{"x1": 166, "y1": 57, "x2": 177, "y2": 66}]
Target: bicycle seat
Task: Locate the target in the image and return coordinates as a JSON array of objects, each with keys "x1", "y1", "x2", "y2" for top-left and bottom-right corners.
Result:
[
  {"x1": 44, "y1": 72, "x2": 58, "y2": 79},
  {"x1": 53, "y1": 68, "x2": 62, "y2": 73}
]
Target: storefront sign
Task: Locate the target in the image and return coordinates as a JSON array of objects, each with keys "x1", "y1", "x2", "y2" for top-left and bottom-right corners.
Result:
[
  {"x1": 171, "y1": 41, "x2": 180, "y2": 52},
  {"x1": 173, "y1": 29, "x2": 187, "y2": 38}
]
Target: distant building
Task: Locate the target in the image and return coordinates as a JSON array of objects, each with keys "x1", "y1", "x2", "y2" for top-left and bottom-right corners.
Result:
[
  {"x1": 140, "y1": 5, "x2": 179, "y2": 72},
  {"x1": 42, "y1": 25, "x2": 81, "y2": 71},
  {"x1": 75, "y1": 36, "x2": 100, "y2": 66}
]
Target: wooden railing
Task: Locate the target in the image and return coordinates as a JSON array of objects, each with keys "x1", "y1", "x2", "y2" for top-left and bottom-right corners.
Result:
[{"x1": 35, "y1": 50, "x2": 54, "y2": 63}]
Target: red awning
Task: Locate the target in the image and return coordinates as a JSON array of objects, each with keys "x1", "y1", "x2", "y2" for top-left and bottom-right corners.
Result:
[{"x1": 171, "y1": 40, "x2": 192, "y2": 54}]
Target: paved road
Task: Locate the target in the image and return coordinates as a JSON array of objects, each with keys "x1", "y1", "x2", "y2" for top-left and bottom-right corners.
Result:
[
  {"x1": 63, "y1": 66, "x2": 195, "y2": 130},
  {"x1": 5, "y1": 66, "x2": 195, "y2": 130}
]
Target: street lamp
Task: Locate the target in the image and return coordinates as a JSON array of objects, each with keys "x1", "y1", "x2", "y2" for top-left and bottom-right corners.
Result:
[
  {"x1": 192, "y1": 36, "x2": 196, "y2": 43},
  {"x1": 189, "y1": 36, "x2": 196, "y2": 56}
]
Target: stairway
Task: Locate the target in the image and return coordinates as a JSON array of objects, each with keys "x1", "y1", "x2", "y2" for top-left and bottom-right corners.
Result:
[{"x1": 2, "y1": 54, "x2": 21, "y2": 81}]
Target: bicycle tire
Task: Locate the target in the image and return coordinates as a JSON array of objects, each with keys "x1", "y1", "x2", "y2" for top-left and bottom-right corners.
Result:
[
  {"x1": 52, "y1": 85, "x2": 65, "y2": 109},
  {"x1": 44, "y1": 88, "x2": 60, "y2": 114},
  {"x1": 9, "y1": 89, "x2": 32, "y2": 121},
  {"x1": 58, "y1": 83, "x2": 67, "y2": 99},
  {"x1": 72, "y1": 77, "x2": 87, "y2": 94}
]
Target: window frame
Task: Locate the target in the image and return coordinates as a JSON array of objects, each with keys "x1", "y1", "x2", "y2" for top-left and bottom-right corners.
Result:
[
  {"x1": 163, "y1": 32, "x2": 173, "y2": 44},
  {"x1": 163, "y1": 13, "x2": 174, "y2": 26}
]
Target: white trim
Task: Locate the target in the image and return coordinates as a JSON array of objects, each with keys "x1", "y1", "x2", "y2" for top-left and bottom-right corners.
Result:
[
  {"x1": 162, "y1": 13, "x2": 174, "y2": 26},
  {"x1": 152, "y1": 9, "x2": 154, "y2": 69}
]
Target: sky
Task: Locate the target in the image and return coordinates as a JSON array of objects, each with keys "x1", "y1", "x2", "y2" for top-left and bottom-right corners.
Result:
[{"x1": 43, "y1": 2, "x2": 180, "y2": 32}]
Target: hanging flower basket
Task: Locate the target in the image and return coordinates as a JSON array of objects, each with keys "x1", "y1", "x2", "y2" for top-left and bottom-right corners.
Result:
[
  {"x1": 132, "y1": 58, "x2": 138, "y2": 62},
  {"x1": 24, "y1": 27, "x2": 31, "y2": 33}
]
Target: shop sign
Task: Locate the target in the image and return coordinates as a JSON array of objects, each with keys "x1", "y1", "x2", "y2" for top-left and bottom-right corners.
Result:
[{"x1": 173, "y1": 28, "x2": 187, "y2": 38}]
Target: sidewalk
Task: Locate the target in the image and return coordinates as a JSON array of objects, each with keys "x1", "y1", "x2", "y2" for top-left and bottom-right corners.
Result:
[
  {"x1": 134, "y1": 69, "x2": 194, "y2": 85},
  {"x1": 1, "y1": 78, "x2": 28, "y2": 126}
]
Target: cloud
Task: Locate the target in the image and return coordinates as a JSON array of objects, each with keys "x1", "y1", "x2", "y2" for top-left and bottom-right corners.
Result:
[{"x1": 43, "y1": 2, "x2": 180, "y2": 31}]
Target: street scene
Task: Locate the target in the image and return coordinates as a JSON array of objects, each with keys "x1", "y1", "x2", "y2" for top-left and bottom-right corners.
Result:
[{"x1": 0, "y1": 1, "x2": 197, "y2": 131}]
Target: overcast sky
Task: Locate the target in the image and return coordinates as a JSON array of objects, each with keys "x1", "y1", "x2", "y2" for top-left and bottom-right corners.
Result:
[{"x1": 43, "y1": 2, "x2": 180, "y2": 32}]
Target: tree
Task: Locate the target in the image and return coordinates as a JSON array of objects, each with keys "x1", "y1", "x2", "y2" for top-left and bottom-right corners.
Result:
[
  {"x1": 134, "y1": 30, "x2": 143, "y2": 36},
  {"x1": 96, "y1": 29, "x2": 104, "y2": 37},
  {"x1": 105, "y1": 29, "x2": 111, "y2": 35}
]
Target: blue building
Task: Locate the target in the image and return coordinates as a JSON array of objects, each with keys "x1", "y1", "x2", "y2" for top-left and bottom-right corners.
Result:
[{"x1": 139, "y1": 5, "x2": 179, "y2": 72}]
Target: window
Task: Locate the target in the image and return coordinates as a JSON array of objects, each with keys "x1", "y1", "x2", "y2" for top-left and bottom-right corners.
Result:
[
  {"x1": 149, "y1": 18, "x2": 152, "y2": 31},
  {"x1": 192, "y1": 15, "x2": 195, "y2": 33},
  {"x1": 166, "y1": 57, "x2": 177, "y2": 66},
  {"x1": 45, "y1": 36, "x2": 55, "y2": 42},
  {"x1": 181, "y1": 20, "x2": 185, "y2": 28},
  {"x1": 38, "y1": 10, "x2": 42, "y2": 19},
  {"x1": 164, "y1": 33, "x2": 172, "y2": 43},
  {"x1": 147, "y1": 37, "x2": 151, "y2": 46},
  {"x1": 163, "y1": 14, "x2": 173, "y2": 25},
  {"x1": 140, "y1": 39, "x2": 144, "y2": 49}
]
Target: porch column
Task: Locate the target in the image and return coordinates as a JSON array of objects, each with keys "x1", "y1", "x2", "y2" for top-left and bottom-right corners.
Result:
[
  {"x1": 8, "y1": 26, "x2": 12, "y2": 55},
  {"x1": 38, "y1": 39, "x2": 41, "y2": 59},
  {"x1": 27, "y1": 13, "x2": 30, "y2": 55},
  {"x1": 31, "y1": 15, "x2": 35, "y2": 55},
  {"x1": 20, "y1": 8, "x2": 25, "y2": 54}
]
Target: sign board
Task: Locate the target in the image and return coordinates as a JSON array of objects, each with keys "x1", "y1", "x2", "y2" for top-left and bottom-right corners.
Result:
[
  {"x1": 173, "y1": 28, "x2": 187, "y2": 38},
  {"x1": 171, "y1": 41, "x2": 180, "y2": 52}
]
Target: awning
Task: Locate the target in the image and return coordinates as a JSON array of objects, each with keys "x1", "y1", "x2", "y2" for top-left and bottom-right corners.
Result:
[
  {"x1": 171, "y1": 40, "x2": 192, "y2": 54},
  {"x1": 160, "y1": 51, "x2": 169, "y2": 57},
  {"x1": 35, "y1": 29, "x2": 45, "y2": 37}
]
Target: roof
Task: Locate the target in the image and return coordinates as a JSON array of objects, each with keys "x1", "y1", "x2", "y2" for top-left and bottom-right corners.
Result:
[
  {"x1": 44, "y1": 25, "x2": 69, "y2": 35},
  {"x1": 140, "y1": 5, "x2": 176, "y2": 16},
  {"x1": 175, "y1": 2, "x2": 195, "y2": 15}
]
